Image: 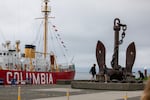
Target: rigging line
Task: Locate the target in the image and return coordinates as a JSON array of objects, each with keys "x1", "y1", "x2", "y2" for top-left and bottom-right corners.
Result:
[
  {"x1": 30, "y1": 20, "x2": 40, "y2": 44},
  {"x1": 34, "y1": 20, "x2": 43, "y2": 52},
  {"x1": 40, "y1": 21, "x2": 45, "y2": 52},
  {"x1": 32, "y1": 20, "x2": 44, "y2": 44},
  {"x1": 48, "y1": 22, "x2": 57, "y2": 55},
  {"x1": 39, "y1": 27, "x2": 44, "y2": 52},
  {"x1": 52, "y1": 25, "x2": 69, "y2": 64},
  {"x1": 52, "y1": 25, "x2": 69, "y2": 58}
]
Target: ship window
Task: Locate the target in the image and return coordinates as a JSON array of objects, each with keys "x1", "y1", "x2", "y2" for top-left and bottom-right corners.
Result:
[
  {"x1": 7, "y1": 53, "x2": 9, "y2": 56},
  {"x1": 0, "y1": 53, "x2": 2, "y2": 55},
  {"x1": 3, "y1": 53, "x2": 6, "y2": 56},
  {"x1": 14, "y1": 54, "x2": 16, "y2": 56}
]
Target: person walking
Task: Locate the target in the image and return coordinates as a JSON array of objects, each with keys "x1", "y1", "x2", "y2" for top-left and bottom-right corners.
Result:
[
  {"x1": 138, "y1": 70, "x2": 144, "y2": 80},
  {"x1": 89, "y1": 64, "x2": 96, "y2": 81}
]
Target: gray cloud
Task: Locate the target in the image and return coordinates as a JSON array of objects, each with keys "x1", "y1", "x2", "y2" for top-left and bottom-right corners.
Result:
[{"x1": 0, "y1": 0, "x2": 150, "y2": 69}]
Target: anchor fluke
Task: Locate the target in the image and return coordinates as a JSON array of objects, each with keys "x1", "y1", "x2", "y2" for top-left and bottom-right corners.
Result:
[
  {"x1": 126, "y1": 42, "x2": 136, "y2": 74},
  {"x1": 96, "y1": 40, "x2": 106, "y2": 73}
]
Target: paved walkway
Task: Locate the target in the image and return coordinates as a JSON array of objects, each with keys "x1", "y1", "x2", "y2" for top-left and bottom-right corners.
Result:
[
  {"x1": 33, "y1": 88, "x2": 143, "y2": 100},
  {"x1": 0, "y1": 85, "x2": 143, "y2": 100}
]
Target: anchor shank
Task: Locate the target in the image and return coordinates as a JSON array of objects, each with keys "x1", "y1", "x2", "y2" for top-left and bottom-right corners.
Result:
[
  {"x1": 114, "y1": 29, "x2": 119, "y2": 69},
  {"x1": 113, "y1": 18, "x2": 121, "y2": 70}
]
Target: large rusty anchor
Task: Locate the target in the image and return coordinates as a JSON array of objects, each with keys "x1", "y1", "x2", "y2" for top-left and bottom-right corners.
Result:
[{"x1": 96, "y1": 18, "x2": 136, "y2": 81}]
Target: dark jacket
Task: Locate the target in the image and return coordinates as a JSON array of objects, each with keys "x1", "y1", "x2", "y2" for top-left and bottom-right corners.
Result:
[
  {"x1": 90, "y1": 66, "x2": 96, "y2": 75},
  {"x1": 139, "y1": 72, "x2": 144, "y2": 79}
]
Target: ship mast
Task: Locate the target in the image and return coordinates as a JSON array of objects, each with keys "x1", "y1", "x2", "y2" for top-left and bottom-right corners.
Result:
[{"x1": 42, "y1": 0, "x2": 50, "y2": 58}]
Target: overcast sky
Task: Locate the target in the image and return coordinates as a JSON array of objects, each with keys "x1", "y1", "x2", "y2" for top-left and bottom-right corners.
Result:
[{"x1": 0, "y1": 0, "x2": 150, "y2": 70}]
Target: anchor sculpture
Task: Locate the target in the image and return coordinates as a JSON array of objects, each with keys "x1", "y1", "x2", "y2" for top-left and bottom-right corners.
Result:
[{"x1": 96, "y1": 18, "x2": 136, "y2": 81}]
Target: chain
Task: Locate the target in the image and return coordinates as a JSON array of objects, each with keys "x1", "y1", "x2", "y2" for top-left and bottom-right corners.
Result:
[
  {"x1": 119, "y1": 24, "x2": 127, "y2": 45},
  {"x1": 111, "y1": 18, "x2": 127, "y2": 68}
]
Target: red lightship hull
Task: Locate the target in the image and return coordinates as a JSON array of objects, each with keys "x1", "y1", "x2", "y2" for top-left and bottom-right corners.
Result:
[{"x1": 0, "y1": 70, "x2": 75, "y2": 85}]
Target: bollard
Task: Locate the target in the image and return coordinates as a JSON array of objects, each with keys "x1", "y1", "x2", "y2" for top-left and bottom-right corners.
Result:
[
  {"x1": 66, "y1": 88, "x2": 69, "y2": 100},
  {"x1": 123, "y1": 92, "x2": 128, "y2": 100},
  {"x1": 18, "y1": 86, "x2": 21, "y2": 100}
]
